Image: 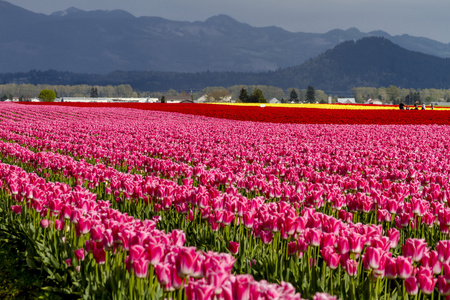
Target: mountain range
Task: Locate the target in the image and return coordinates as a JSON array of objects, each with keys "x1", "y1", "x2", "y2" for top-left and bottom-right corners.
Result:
[
  {"x1": 3, "y1": 36, "x2": 450, "y2": 92},
  {"x1": 1, "y1": 0, "x2": 450, "y2": 74}
]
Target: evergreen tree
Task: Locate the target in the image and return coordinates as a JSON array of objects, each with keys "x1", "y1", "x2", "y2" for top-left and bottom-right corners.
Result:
[
  {"x1": 306, "y1": 85, "x2": 315, "y2": 103},
  {"x1": 289, "y1": 89, "x2": 299, "y2": 103},
  {"x1": 238, "y1": 88, "x2": 249, "y2": 103},
  {"x1": 90, "y1": 87, "x2": 98, "y2": 98},
  {"x1": 249, "y1": 88, "x2": 267, "y2": 103}
]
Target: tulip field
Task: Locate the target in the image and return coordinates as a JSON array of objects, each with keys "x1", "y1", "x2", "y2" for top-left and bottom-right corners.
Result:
[{"x1": 1, "y1": 102, "x2": 450, "y2": 299}]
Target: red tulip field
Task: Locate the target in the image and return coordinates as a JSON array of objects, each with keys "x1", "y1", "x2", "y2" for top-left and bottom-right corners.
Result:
[{"x1": 2, "y1": 102, "x2": 450, "y2": 299}]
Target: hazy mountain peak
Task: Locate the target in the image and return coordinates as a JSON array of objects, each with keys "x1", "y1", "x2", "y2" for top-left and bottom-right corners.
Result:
[
  {"x1": 51, "y1": 7, "x2": 134, "y2": 19},
  {"x1": 344, "y1": 27, "x2": 361, "y2": 34},
  {"x1": 368, "y1": 30, "x2": 391, "y2": 37},
  {"x1": 51, "y1": 7, "x2": 85, "y2": 17},
  {"x1": 205, "y1": 14, "x2": 241, "y2": 25}
]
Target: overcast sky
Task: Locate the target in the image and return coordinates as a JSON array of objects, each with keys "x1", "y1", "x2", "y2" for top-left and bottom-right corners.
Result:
[{"x1": 7, "y1": 0, "x2": 450, "y2": 43}]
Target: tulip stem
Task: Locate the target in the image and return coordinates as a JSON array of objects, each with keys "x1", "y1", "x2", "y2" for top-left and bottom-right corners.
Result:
[
  {"x1": 330, "y1": 268, "x2": 333, "y2": 295},
  {"x1": 351, "y1": 276, "x2": 355, "y2": 299}
]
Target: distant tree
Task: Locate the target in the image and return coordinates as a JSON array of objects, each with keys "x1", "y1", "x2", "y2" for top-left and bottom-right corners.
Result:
[
  {"x1": 238, "y1": 88, "x2": 249, "y2": 103},
  {"x1": 413, "y1": 92, "x2": 421, "y2": 104},
  {"x1": 306, "y1": 86, "x2": 315, "y2": 103},
  {"x1": 386, "y1": 85, "x2": 400, "y2": 103},
  {"x1": 249, "y1": 88, "x2": 267, "y2": 103},
  {"x1": 289, "y1": 89, "x2": 299, "y2": 103},
  {"x1": 90, "y1": 87, "x2": 98, "y2": 98},
  {"x1": 38, "y1": 89, "x2": 56, "y2": 102},
  {"x1": 208, "y1": 89, "x2": 230, "y2": 102},
  {"x1": 161, "y1": 96, "x2": 166, "y2": 103}
]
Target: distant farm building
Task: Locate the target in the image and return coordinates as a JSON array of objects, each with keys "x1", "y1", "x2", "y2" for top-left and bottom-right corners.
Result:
[
  {"x1": 268, "y1": 98, "x2": 280, "y2": 104},
  {"x1": 365, "y1": 99, "x2": 383, "y2": 105},
  {"x1": 337, "y1": 98, "x2": 356, "y2": 104},
  {"x1": 163, "y1": 95, "x2": 193, "y2": 103}
]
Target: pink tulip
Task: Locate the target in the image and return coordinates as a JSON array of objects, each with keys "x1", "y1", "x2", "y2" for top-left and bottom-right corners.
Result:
[
  {"x1": 385, "y1": 257, "x2": 397, "y2": 279},
  {"x1": 297, "y1": 237, "x2": 309, "y2": 253},
  {"x1": 74, "y1": 248, "x2": 86, "y2": 261},
  {"x1": 284, "y1": 216, "x2": 297, "y2": 236},
  {"x1": 155, "y1": 263, "x2": 171, "y2": 286},
  {"x1": 102, "y1": 229, "x2": 114, "y2": 250},
  {"x1": 48, "y1": 198, "x2": 63, "y2": 212},
  {"x1": 189, "y1": 281, "x2": 215, "y2": 300},
  {"x1": 93, "y1": 247, "x2": 106, "y2": 264},
  {"x1": 129, "y1": 244, "x2": 146, "y2": 263},
  {"x1": 348, "y1": 232, "x2": 365, "y2": 254},
  {"x1": 320, "y1": 233, "x2": 337, "y2": 248},
  {"x1": 222, "y1": 211, "x2": 235, "y2": 225},
  {"x1": 229, "y1": 241, "x2": 239, "y2": 255},
  {"x1": 376, "y1": 209, "x2": 391, "y2": 223},
  {"x1": 61, "y1": 205, "x2": 72, "y2": 219},
  {"x1": 396, "y1": 256, "x2": 413, "y2": 279},
  {"x1": 386, "y1": 228, "x2": 400, "y2": 249},
  {"x1": 403, "y1": 238, "x2": 427, "y2": 262},
  {"x1": 33, "y1": 199, "x2": 44, "y2": 212},
  {"x1": 345, "y1": 259, "x2": 358, "y2": 277},
  {"x1": 336, "y1": 236, "x2": 349, "y2": 254},
  {"x1": 417, "y1": 272, "x2": 437, "y2": 295},
  {"x1": 422, "y1": 250, "x2": 442, "y2": 275},
  {"x1": 176, "y1": 247, "x2": 198, "y2": 278},
  {"x1": 54, "y1": 219, "x2": 65, "y2": 230},
  {"x1": 40, "y1": 219, "x2": 50, "y2": 228},
  {"x1": 288, "y1": 242, "x2": 298, "y2": 256},
  {"x1": 90, "y1": 225, "x2": 103, "y2": 242},
  {"x1": 313, "y1": 293, "x2": 338, "y2": 300},
  {"x1": 439, "y1": 275, "x2": 450, "y2": 295},
  {"x1": 243, "y1": 212, "x2": 255, "y2": 229},
  {"x1": 437, "y1": 240, "x2": 450, "y2": 263},
  {"x1": 76, "y1": 217, "x2": 91, "y2": 235},
  {"x1": 147, "y1": 243, "x2": 165, "y2": 266},
  {"x1": 133, "y1": 258, "x2": 149, "y2": 278},
  {"x1": 65, "y1": 259, "x2": 72, "y2": 267},
  {"x1": 11, "y1": 205, "x2": 22, "y2": 214},
  {"x1": 231, "y1": 274, "x2": 252, "y2": 300},
  {"x1": 171, "y1": 229, "x2": 186, "y2": 247},
  {"x1": 405, "y1": 276, "x2": 419, "y2": 295},
  {"x1": 363, "y1": 247, "x2": 383, "y2": 270},
  {"x1": 321, "y1": 247, "x2": 340, "y2": 270},
  {"x1": 217, "y1": 280, "x2": 233, "y2": 300},
  {"x1": 205, "y1": 268, "x2": 229, "y2": 294},
  {"x1": 260, "y1": 231, "x2": 273, "y2": 245},
  {"x1": 305, "y1": 228, "x2": 321, "y2": 247},
  {"x1": 9, "y1": 183, "x2": 19, "y2": 195}
]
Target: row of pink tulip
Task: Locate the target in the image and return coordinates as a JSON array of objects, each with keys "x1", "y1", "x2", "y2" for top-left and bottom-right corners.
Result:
[
  {"x1": 0, "y1": 138, "x2": 411, "y2": 247},
  {"x1": 1, "y1": 159, "x2": 313, "y2": 300},
  {"x1": 1, "y1": 134, "x2": 449, "y2": 243},
  {"x1": 1, "y1": 105, "x2": 449, "y2": 210}
]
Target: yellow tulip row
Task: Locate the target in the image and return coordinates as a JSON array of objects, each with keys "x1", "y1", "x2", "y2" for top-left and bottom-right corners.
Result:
[{"x1": 210, "y1": 103, "x2": 450, "y2": 111}]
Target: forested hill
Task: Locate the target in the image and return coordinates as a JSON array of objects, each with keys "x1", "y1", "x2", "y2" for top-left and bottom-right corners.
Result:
[
  {"x1": 2, "y1": 37, "x2": 450, "y2": 92},
  {"x1": 269, "y1": 37, "x2": 450, "y2": 91}
]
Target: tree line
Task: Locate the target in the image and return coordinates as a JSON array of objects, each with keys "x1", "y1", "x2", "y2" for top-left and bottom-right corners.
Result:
[
  {"x1": 1, "y1": 83, "x2": 449, "y2": 104},
  {"x1": 352, "y1": 86, "x2": 450, "y2": 104}
]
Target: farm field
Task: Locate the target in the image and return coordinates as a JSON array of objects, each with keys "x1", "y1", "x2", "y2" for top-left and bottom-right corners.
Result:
[{"x1": 1, "y1": 102, "x2": 450, "y2": 299}]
